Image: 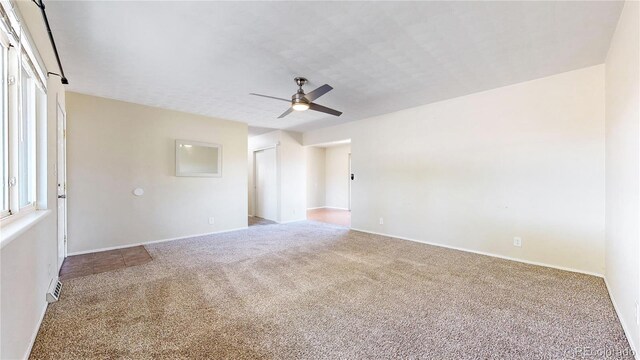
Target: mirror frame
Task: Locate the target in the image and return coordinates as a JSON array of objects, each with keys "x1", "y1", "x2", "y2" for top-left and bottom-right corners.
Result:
[{"x1": 175, "y1": 139, "x2": 222, "y2": 177}]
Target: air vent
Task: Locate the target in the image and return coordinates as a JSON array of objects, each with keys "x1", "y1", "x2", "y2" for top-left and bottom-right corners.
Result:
[{"x1": 46, "y1": 279, "x2": 62, "y2": 303}]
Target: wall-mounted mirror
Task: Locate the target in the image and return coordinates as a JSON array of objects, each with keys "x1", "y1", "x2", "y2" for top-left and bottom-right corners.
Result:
[{"x1": 175, "y1": 140, "x2": 222, "y2": 177}]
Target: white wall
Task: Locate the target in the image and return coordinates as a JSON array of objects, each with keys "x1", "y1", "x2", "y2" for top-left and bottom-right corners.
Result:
[
  {"x1": 604, "y1": 0, "x2": 640, "y2": 351},
  {"x1": 0, "y1": 2, "x2": 67, "y2": 359},
  {"x1": 305, "y1": 146, "x2": 326, "y2": 209},
  {"x1": 325, "y1": 144, "x2": 351, "y2": 210},
  {"x1": 66, "y1": 93, "x2": 248, "y2": 254},
  {"x1": 248, "y1": 130, "x2": 307, "y2": 223},
  {"x1": 304, "y1": 65, "x2": 606, "y2": 275}
]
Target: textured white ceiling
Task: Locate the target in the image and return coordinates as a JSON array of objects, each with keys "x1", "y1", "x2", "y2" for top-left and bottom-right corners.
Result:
[
  {"x1": 248, "y1": 126, "x2": 277, "y2": 137},
  {"x1": 46, "y1": 1, "x2": 623, "y2": 132}
]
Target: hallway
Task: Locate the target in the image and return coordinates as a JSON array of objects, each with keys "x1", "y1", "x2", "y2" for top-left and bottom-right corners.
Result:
[{"x1": 307, "y1": 208, "x2": 351, "y2": 227}]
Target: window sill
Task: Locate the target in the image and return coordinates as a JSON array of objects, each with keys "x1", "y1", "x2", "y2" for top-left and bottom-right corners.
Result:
[{"x1": 0, "y1": 209, "x2": 51, "y2": 249}]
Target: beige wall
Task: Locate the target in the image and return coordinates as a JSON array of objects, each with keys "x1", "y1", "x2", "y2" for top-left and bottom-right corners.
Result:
[
  {"x1": 0, "y1": 2, "x2": 67, "y2": 359},
  {"x1": 248, "y1": 130, "x2": 307, "y2": 223},
  {"x1": 279, "y1": 131, "x2": 307, "y2": 222},
  {"x1": 304, "y1": 65, "x2": 606, "y2": 275},
  {"x1": 66, "y1": 93, "x2": 248, "y2": 254},
  {"x1": 605, "y1": 0, "x2": 640, "y2": 351},
  {"x1": 305, "y1": 146, "x2": 326, "y2": 209},
  {"x1": 325, "y1": 144, "x2": 351, "y2": 210}
]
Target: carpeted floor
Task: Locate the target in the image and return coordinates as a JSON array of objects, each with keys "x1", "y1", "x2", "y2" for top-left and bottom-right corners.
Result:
[{"x1": 31, "y1": 221, "x2": 633, "y2": 359}]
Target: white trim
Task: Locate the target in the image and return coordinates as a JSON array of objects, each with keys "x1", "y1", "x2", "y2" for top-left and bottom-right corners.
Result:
[
  {"x1": 252, "y1": 145, "x2": 279, "y2": 222},
  {"x1": 56, "y1": 99, "x2": 67, "y2": 268},
  {"x1": 1, "y1": 203, "x2": 35, "y2": 226},
  {"x1": 0, "y1": 209, "x2": 50, "y2": 249},
  {"x1": 250, "y1": 142, "x2": 279, "y2": 153},
  {"x1": 23, "y1": 301, "x2": 48, "y2": 360},
  {"x1": 306, "y1": 206, "x2": 350, "y2": 211},
  {"x1": 0, "y1": 0, "x2": 48, "y2": 90},
  {"x1": 350, "y1": 228, "x2": 604, "y2": 278},
  {"x1": 66, "y1": 226, "x2": 248, "y2": 256},
  {"x1": 604, "y1": 278, "x2": 639, "y2": 359},
  {"x1": 348, "y1": 152, "x2": 351, "y2": 211},
  {"x1": 305, "y1": 139, "x2": 351, "y2": 148}
]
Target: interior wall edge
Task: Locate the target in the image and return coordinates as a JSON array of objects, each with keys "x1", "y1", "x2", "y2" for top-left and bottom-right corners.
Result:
[
  {"x1": 22, "y1": 303, "x2": 48, "y2": 360},
  {"x1": 604, "y1": 277, "x2": 639, "y2": 356}
]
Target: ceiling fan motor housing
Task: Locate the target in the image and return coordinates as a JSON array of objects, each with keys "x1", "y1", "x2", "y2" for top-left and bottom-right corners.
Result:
[
  {"x1": 293, "y1": 77, "x2": 309, "y2": 105},
  {"x1": 292, "y1": 91, "x2": 309, "y2": 105}
]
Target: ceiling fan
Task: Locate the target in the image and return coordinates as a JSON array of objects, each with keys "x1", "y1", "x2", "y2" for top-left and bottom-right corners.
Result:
[{"x1": 250, "y1": 77, "x2": 342, "y2": 119}]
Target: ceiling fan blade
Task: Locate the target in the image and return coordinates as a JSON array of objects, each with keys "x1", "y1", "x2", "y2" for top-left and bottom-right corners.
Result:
[
  {"x1": 308, "y1": 103, "x2": 342, "y2": 117},
  {"x1": 249, "y1": 93, "x2": 291, "y2": 102},
  {"x1": 277, "y1": 107, "x2": 294, "y2": 118},
  {"x1": 304, "y1": 84, "x2": 333, "y2": 102}
]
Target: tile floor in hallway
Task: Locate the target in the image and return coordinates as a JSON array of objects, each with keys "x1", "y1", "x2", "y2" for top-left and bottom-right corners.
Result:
[
  {"x1": 59, "y1": 246, "x2": 152, "y2": 280},
  {"x1": 248, "y1": 216, "x2": 277, "y2": 226}
]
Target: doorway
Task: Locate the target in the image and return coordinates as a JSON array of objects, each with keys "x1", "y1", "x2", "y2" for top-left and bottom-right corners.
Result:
[
  {"x1": 305, "y1": 140, "x2": 351, "y2": 227},
  {"x1": 254, "y1": 147, "x2": 277, "y2": 222},
  {"x1": 56, "y1": 102, "x2": 67, "y2": 271},
  {"x1": 348, "y1": 153, "x2": 351, "y2": 211}
]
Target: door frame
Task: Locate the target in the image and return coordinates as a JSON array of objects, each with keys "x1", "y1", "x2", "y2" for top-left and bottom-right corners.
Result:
[
  {"x1": 252, "y1": 144, "x2": 280, "y2": 222},
  {"x1": 56, "y1": 100, "x2": 67, "y2": 271},
  {"x1": 348, "y1": 152, "x2": 352, "y2": 211}
]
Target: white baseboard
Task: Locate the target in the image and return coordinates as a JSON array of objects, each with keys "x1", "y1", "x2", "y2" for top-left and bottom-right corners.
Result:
[
  {"x1": 350, "y1": 228, "x2": 604, "y2": 278},
  {"x1": 325, "y1": 206, "x2": 350, "y2": 210},
  {"x1": 307, "y1": 206, "x2": 350, "y2": 211},
  {"x1": 604, "y1": 278, "x2": 638, "y2": 359},
  {"x1": 24, "y1": 301, "x2": 48, "y2": 359},
  {"x1": 67, "y1": 226, "x2": 249, "y2": 256}
]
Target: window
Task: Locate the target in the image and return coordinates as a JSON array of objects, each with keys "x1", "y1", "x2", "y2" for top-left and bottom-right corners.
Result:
[
  {"x1": 0, "y1": 5, "x2": 48, "y2": 222},
  {"x1": 18, "y1": 65, "x2": 36, "y2": 208},
  {"x1": 0, "y1": 43, "x2": 7, "y2": 217}
]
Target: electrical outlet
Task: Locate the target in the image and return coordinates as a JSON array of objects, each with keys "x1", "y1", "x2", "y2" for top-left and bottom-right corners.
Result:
[
  {"x1": 513, "y1": 237, "x2": 522, "y2": 247},
  {"x1": 379, "y1": 217, "x2": 384, "y2": 225},
  {"x1": 208, "y1": 217, "x2": 215, "y2": 225}
]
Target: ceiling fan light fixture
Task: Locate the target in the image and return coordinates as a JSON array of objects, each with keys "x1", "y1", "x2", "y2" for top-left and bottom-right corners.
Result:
[
  {"x1": 249, "y1": 77, "x2": 341, "y2": 118},
  {"x1": 292, "y1": 102, "x2": 310, "y2": 111}
]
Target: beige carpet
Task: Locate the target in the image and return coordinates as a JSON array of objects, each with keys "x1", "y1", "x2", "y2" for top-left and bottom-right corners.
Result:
[{"x1": 31, "y1": 221, "x2": 632, "y2": 359}]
